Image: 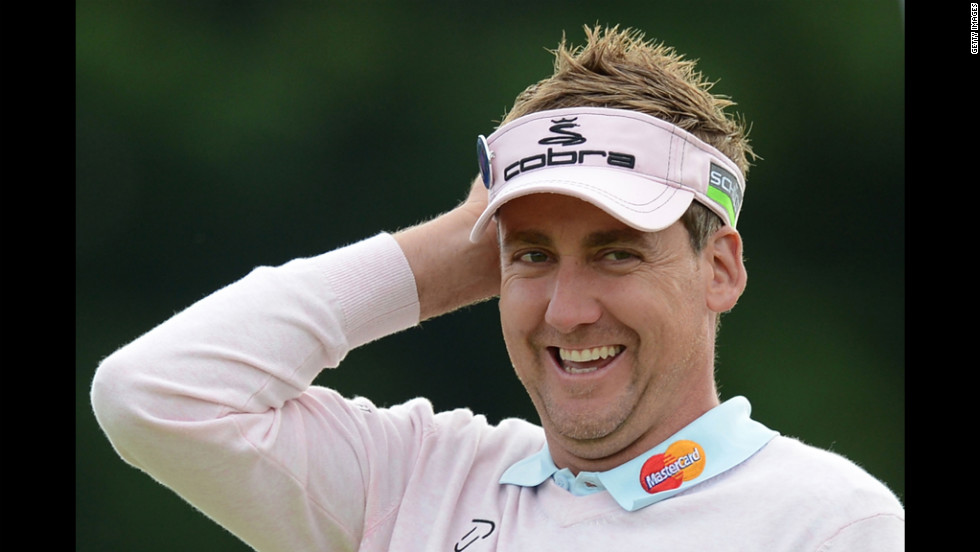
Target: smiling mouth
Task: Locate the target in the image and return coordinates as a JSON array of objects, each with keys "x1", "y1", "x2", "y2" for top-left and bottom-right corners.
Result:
[{"x1": 551, "y1": 345, "x2": 624, "y2": 374}]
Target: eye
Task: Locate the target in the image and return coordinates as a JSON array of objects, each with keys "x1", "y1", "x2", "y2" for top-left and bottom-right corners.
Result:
[
  {"x1": 519, "y1": 250, "x2": 550, "y2": 263},
  {"x1": 602, "y1": 250, "x2": 638, "y2": 262}
]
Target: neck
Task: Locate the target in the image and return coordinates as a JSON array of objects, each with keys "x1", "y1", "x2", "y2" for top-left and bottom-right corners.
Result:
[{"x1": 548, "y1": 390, "x2": 720, "y2": 475}]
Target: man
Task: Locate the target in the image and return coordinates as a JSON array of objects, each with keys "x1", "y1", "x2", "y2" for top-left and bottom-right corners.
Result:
[{"x1": 91, "y1": 26, "x2": 905, "y2": 551}]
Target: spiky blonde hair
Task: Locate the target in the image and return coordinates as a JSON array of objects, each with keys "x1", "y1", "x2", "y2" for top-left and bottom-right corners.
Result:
[{"x1": 501, "y1": 25, "x2": 756, "y2": 249}]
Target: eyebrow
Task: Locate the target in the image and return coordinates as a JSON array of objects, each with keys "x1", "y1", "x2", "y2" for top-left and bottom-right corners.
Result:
[
  {"x1": 582, "y1": 228, "x2": 648, "y2": 248},
  {"x1": 501, "y1": 228, "x2": 650, "y2": 251},
  {"x1": 501, "y1": 230, "x2": 552, "y2": 250}
]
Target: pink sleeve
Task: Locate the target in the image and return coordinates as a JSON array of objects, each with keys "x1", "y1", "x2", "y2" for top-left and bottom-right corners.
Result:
[{"x1": 91, "y1": 233, "x2": 423, "y2": 551}]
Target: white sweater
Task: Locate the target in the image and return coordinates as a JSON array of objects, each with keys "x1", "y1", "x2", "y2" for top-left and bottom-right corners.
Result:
[{"x1": 91, "y1": 233, "x2": 905, "y2": 551}]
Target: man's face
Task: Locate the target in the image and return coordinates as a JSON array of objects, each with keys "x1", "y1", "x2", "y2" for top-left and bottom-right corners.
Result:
[{"x1": 497, "y1": 193, "x2": 721, "y2": 471}]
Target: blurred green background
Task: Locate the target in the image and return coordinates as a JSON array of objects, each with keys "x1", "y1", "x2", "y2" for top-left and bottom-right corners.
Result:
[{"x1": 76, "y1": 2, "x2": 904, "y2": 550}]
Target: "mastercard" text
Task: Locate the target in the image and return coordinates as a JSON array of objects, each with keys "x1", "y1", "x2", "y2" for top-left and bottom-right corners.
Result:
[{"x1": 643, "y1": 448, "x2": 702, "y2": 490}]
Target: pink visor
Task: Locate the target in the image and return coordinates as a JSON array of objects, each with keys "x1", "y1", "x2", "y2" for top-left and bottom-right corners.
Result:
[{"x1": 469, "y1": 107, "x2": 745, "y2": 242}]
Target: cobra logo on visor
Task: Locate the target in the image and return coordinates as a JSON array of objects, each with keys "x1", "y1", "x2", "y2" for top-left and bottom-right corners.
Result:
[{"x1": 476, "y1": 116, "x2": 637, "y2": 190}]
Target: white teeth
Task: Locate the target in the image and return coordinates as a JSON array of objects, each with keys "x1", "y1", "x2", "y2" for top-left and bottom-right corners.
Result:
[
  {"x1": 565, "y1": 365, "x2": 598, "y2": 374},
  {"x1": 558, "y1": 345, "x2": 623, "y2": 363}
]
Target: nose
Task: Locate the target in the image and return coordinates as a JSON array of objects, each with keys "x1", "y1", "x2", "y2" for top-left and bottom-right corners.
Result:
[{"x1": 544, "y1": 258, "x2": 602, "y2": 334}]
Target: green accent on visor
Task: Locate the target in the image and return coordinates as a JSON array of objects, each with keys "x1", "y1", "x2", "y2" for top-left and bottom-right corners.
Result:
[{"x1": 705, "y1": 187, "x2": 736, "y2": 227}]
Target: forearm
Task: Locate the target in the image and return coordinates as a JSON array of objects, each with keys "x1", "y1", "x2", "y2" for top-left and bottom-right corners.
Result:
[
  {"x1": 91, "y1": 233, "x2": 419, "y2": 460},
  {"x1": 90, "y1": 233, "x2": 422, "y2": 550},
  {"x1": 394, "y1": 176, "x2": 501, "y2": 321}
]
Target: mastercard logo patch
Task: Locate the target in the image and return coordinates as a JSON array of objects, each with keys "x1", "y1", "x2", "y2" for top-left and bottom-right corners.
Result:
[{"x1": 639, "y1": 440, "x2": 706, "y2": 494}]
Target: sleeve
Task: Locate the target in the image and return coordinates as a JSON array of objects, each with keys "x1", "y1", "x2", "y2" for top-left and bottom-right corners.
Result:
[{"x1": 90, "y1": 233, "x2": 424, "y2": 552}]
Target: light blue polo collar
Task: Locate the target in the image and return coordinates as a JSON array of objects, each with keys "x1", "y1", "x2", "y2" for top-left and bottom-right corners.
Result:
[{"x1": 499, "y1": 396, "x2": 777, "y2": 511}]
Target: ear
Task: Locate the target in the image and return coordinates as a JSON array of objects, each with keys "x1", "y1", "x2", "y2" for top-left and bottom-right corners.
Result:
[{"x1": 703, "y1": 226, "x2": 747, "y2": 313}]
